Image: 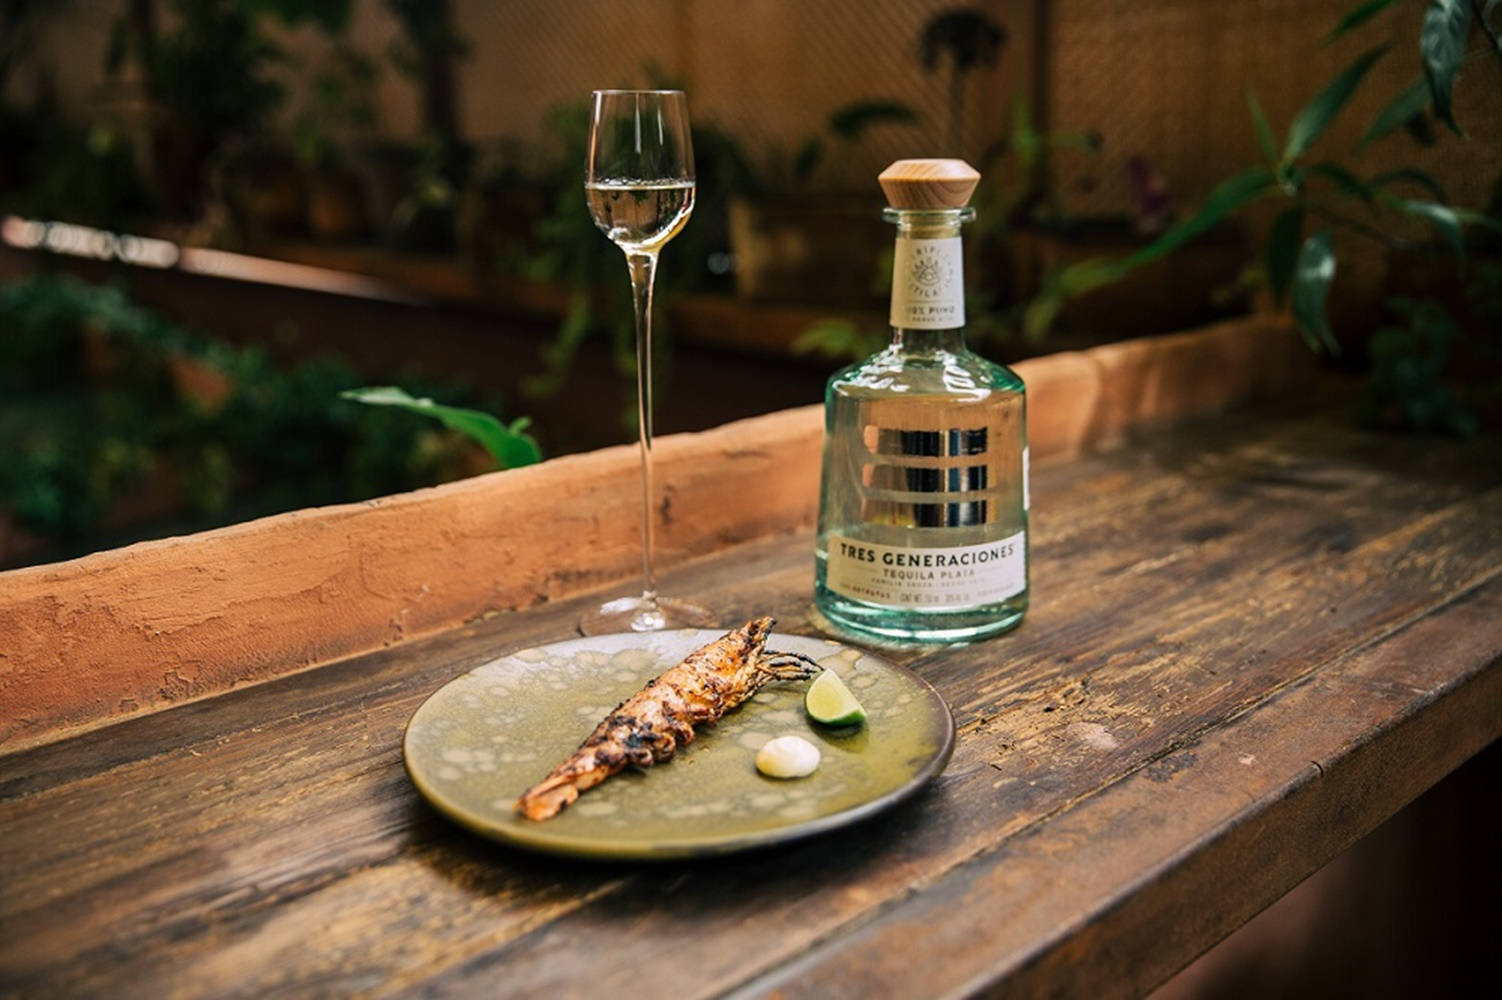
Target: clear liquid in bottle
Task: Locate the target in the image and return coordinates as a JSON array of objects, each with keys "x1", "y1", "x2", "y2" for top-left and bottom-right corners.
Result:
[{"x1": 815, "y1": 344, "x2": 1028, "y2": 641}]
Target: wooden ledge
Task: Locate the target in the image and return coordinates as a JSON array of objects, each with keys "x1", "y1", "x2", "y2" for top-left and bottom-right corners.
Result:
[{"x1": 0, "y1": 315, "x2": 1311, "y2": 752}]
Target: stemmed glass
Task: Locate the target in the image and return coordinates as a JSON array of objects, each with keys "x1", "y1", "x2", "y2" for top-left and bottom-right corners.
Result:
[{"x1": 579, "y1": 89, "x2": 716, "y2": 634}]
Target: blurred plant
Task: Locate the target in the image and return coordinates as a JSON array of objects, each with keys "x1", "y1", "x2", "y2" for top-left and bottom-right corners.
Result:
[
  {"x1": 381, "y1": 0, "x2": 469, "y2": 250},
  {"x1": 1125, "y1": 156, "x2": 1174, "y2": 236},
  {"x1": 391, "y1": 136, "x2": 464, "y2": 251},
  {"x1": 341, "y1": 387, "x2": 541, "y2": 469},
  {"x1": 1, "y1": 111, "x2": 152, "y2": 228},
  {"x1": 919, "y1": 6, "x2": 1006, "y2": 156},
  {"x1": 106, "y1": 1, "x2": 279, "y2": 215},
  {"x1": 457, "y1": 138, "x2": 553, "y2": 274},
  {"x1": 0, "y1": 273, "x2": 526, "y2": 548},
  {"x1": 521, "y1": 64, "x2": 753, "y2": 420},
  {"x1": 791, "y1": 96, "x2": 1101, "y2": 364},
  {"x1": 1359, "y1": 297, "x2": 1476, "y2": 433},
  {"x1": 383, "y1": 0, "x2": 465, "y2": 149},
  {"x1": 291, "y1": 41, "x2": 379, "y2": 174},
  {"x1": 965, "y1": 96, "x2": 1102, "y2": 346},
  {"x1": 738, "y1": 100, "x2": 921, "y2": 196},
  {"x1": 1, "y1": 3, "x2": 150, "y2": 227},
  {"x1": 521, "y1": 96, "x2": 634, "y2": 400},
  {"x1": 973, "y1": 94, "x2": 1102, "y2": 230},
  {"x1": 0, "y1": 0, "x2": 59, "y2": 94},
  {"x1": 1023, "y1": 0, "x2": 1502, "y2": 430},
  {"x1": 103, "y1": 0, "x2": 354, "y2": 217},
  {"x1": 791, "y1": 318, "x2": 889, "y2": 365},
  {"x1": 1360, "y1": 247, "x2": 1502, "y2": 432}
]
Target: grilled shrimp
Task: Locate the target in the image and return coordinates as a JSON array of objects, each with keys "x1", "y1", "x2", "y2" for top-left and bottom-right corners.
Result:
[{"x1": 515, "y1": 616, "x2": 819, "y2": 821}]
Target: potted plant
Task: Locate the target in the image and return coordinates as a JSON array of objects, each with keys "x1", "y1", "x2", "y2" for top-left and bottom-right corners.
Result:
[
  {"x1": 383, "y1": 0, "x2": 469, "y2": 254},
  {"x1": 727, "y1": 99, "x2": 921, "y2": 305},
  {"x1": 105, "y1": 0, "x2": 290, "y2": 220},
  {"x1": 292, "y1": 42, "x2": 380, "y2": 242},
  {"x1": 1007, "y1": 167, "x2": 1252, "y2": 341},
  {"x1": 1026, "y1": 0, "x2": 1502, "y2": 430}
]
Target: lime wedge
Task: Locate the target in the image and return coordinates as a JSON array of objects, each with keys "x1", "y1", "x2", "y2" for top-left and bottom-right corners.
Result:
[{"x1": 804, "y1": 669, "x2": 867, "y2": 726}]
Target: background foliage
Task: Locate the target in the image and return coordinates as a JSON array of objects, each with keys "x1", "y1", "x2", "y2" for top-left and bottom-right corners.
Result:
[{"x1": 0, "y1": 273, "x2": 529, "y2": 546}]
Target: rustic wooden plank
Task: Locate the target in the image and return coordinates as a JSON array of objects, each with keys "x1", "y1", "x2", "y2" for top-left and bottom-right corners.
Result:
[
  {"x1": 391, "y1": 494, "x2": 1502, "y2": 998},
  {"x1": 393, "y1": 412, "x2": 1502, "y2": 995},
  {"x1": 742, "y1": 582, "x2": 1502, "y2": 999},
  {"x1": 1, "y1": 397, "x2": 1493, "y2": 999},
  {"x1": 0, "y1": 537, "x2": 833, "y2": 997},
  {"x1": 0, "y1": 317, "x2": 1308, "y2": 753}
]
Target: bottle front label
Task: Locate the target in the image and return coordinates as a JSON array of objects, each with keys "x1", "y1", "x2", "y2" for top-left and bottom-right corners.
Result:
[
  {"x1": 890, "y1": 237, "x2": 964, "y2": 329},
  {"x1": 825, "y1": 531, "x2": 1026, "y2": 610}
]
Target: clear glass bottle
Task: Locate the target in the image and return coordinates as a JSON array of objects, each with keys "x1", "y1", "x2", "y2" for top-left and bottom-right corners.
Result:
[{"x1": 814, "y1": 161, "x2": 1028, "y2": 642}]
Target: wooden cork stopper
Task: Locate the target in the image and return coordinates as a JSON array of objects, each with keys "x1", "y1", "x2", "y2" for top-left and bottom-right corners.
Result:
[{"x1": 878, "y1": 159, "x2": 980, "y2": 209}]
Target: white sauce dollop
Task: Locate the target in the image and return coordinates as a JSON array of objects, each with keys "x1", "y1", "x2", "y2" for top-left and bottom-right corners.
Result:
[{"x1": 755, "y1": 736, "x2": 821, "y2": 779}]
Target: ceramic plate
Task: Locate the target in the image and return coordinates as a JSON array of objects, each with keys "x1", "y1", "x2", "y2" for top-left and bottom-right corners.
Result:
[{"x1": 403, "y1": 628, "x2": 954, "y2": 860}]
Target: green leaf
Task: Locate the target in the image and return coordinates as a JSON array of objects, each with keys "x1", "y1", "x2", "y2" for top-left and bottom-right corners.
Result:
[
  {"x1": 1452, "y1": 207, "x2": 1502, "y2": 235},
  {"x1": 1325, "y1": 0, "x2": 1402, "y2": 42},
  {"x1": 1421, "y1": 0, "x2": 1471, "y2": 136},
  {"x1": 1057, "y1": 257, "x2": 1133, "y2": 297},
  {"x1": 827, "y1": 100, "x2": 919, "y2": 141},
  {"x1": 1267, "y1": 206, "x2": 1305, "y2": 305},
  {"x1": 1022, "y1": 292, "x2": 1065, "y2": 343},
  {"x1": 1362, "y1": 78, "x2": 1434, "y2": 150},
  {"x1": 341, "y1": 387, "x2": 543, "y2": 470},
  {"x1": 1024, "y1": 167, "x2": 1275, "y2": 330},
  {"x1": 1284, "y1": 45, "x2": 1389, "y2": 164},
  {"x1": 1124, "y1": 167, "x2": 1276, "y2": 269},
  {"x1": 1358, "y1": 77, "x2": 1433, "y2": 150},
  {"x1": 791, "y1": 319, "x2": 886, "y2": 362},
  {"x1": 1292, "y1": 231, "x2": 1339, "y2": 353},
  {"x1": 244, "y1": 0, "x2": 354, "y2": 33},
  {"x1": 1370, "y1": 167, "x2": 1450, "y2": 203},
  {"x1": 1011, "y1": 93, "x2": 1042, "y2": 168},
  {"x1": 1247, "y1": 90, "x2": 1278, "y2": 164},
  {"x1": 1396, "y1": 198, "x2": 1466, "y2": 257},
  {"x1": 1311, "y1": 162, "x2": 1376, "y2": 205}
]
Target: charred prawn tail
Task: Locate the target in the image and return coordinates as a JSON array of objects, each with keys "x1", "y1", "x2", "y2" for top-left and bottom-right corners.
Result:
[
  {"x1": 733, "y1": 617, "x2": 819, "y2": 685},
  {"x1": 756, "y1": 650, "x2": 821, "y2": 682}
]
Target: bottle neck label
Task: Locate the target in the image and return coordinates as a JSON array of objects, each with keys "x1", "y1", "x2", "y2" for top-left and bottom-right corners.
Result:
[{"x1": 890, "y1": 236, "x2": 965, "y2": 330}]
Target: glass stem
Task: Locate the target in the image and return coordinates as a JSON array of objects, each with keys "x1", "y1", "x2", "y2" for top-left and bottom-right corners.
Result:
[{"x1": 626, "y1": 251, "x2": 660, "y2": 621}]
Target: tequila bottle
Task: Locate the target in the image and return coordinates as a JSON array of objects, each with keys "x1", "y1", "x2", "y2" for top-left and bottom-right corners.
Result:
[{"x1": 814, "y1": 160, "x2": 1028, "y2": 642}]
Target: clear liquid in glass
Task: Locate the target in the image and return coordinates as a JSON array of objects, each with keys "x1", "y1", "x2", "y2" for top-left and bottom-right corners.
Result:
[{"x1": 585, "y1": 179, "x2": 696, "y2": 254}]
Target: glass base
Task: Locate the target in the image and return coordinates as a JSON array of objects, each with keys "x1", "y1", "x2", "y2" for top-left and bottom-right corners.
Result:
[
  {"x1": 579, "y1": 594, "x2": 717, "y2": 635},
  {"x1": 815, "y1": 588, "x2": 1027, "y2": 643}
]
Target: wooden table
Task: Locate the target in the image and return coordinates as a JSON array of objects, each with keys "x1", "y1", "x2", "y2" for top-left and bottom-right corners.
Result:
[{"x1": 3, "y1": 397, "x2": 1499, "y2": 998}]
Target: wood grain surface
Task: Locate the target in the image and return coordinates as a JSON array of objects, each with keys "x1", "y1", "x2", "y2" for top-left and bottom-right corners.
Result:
[{"x1": 1, "y1": 393, "x2": 1497, "y2": 999}]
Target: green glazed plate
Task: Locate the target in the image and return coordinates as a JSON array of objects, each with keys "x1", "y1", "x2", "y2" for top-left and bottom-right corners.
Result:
[{"x1": 403, "y1": 628, "x2": 955, "y2": 860}]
